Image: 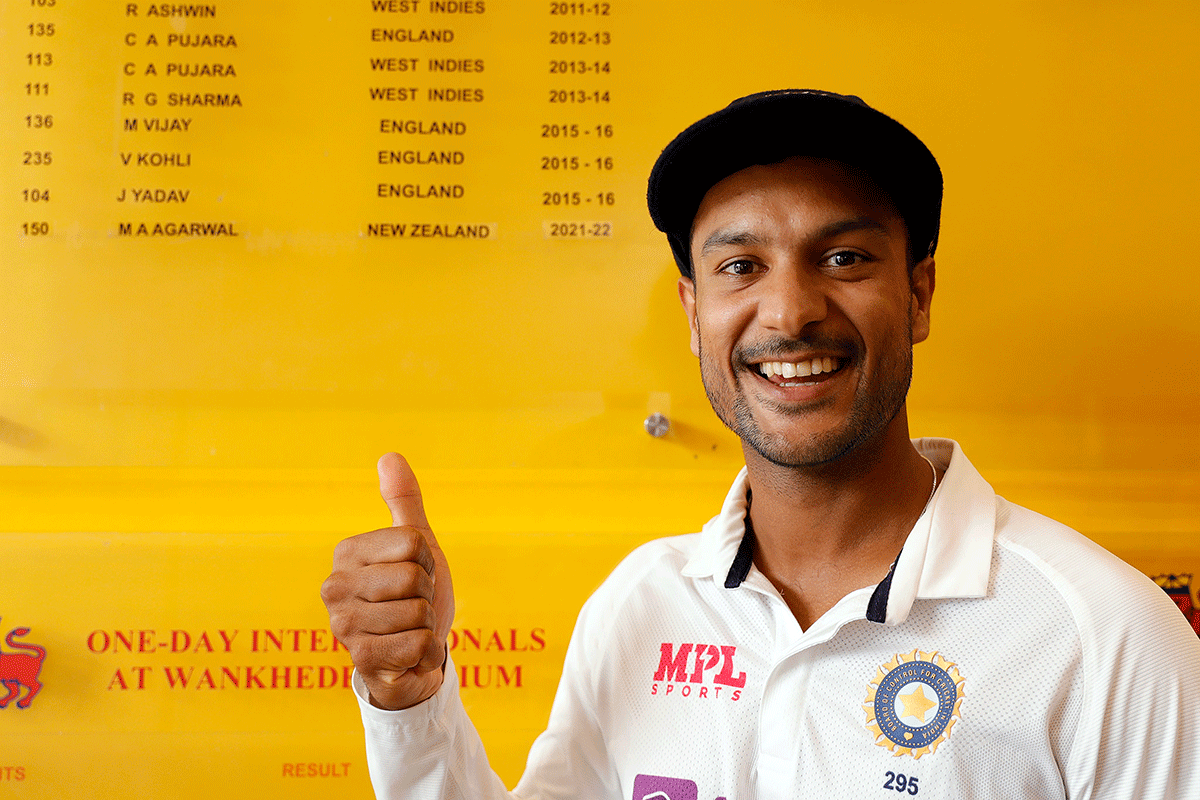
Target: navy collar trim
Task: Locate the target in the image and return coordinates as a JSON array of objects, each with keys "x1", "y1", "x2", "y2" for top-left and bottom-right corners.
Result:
[
  {"x1": 723, "y1": 492, "x2": 897, "y2": 623},
  {"x1": 866, "y1": 557, "x2": 898, "y2": 623},
  {"x1": 724, "y1": 514, "x2": 756, "y2": 588}
]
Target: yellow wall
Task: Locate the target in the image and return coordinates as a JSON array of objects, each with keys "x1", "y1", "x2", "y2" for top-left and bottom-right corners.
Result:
[{"x1": 2, "y1": 0, "x2": 1198, "y2": 795}]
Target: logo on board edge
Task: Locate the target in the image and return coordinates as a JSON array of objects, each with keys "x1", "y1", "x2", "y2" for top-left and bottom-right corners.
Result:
[
  {"x1": 864, "y1": 649, "x2": 964, "y2": 759},
  {"x1": 1153, "y1": 574, "x2": 1200, "y2": 636},
  {"x1": 0, "y1": 619, "x2": 46, "y2": 710}
]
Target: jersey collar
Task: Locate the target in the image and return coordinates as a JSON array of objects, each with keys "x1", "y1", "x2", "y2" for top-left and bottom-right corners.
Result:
[{"x1": 681, "y1": 438, "x2": 996, "y2": 626}]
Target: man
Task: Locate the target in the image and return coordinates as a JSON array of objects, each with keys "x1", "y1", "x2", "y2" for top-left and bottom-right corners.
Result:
[{"x1": 321, "y1": 90, "x2": 1200, "y2": 799}]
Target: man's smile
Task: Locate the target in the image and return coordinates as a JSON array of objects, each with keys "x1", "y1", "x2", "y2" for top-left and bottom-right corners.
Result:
[
  {"x1": 740, "y1": 355, "x2": 851, "y2": 406},
  {"x1": 755, "y1": 357, "x2": 844, "y2": 386}
]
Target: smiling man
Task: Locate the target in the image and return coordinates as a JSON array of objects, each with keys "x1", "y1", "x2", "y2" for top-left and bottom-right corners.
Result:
[{"x1": 322, "y1": 90, "x2": 1200, "y2": 799}]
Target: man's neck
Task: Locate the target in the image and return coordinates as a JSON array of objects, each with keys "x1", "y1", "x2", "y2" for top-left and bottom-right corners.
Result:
[{"x1": 742, "y1": 414, "x2": 938, "y2": 630}]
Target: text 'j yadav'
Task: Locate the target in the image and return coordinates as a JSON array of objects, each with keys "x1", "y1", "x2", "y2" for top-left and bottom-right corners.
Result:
[{"x1": 116, "y1": 188, "x2": 190, "y2": 203}]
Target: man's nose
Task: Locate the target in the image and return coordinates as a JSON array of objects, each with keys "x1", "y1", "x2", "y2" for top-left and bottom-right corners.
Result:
[{"x1": 756, "y1": 266, "x2": 827, "y2": 337}]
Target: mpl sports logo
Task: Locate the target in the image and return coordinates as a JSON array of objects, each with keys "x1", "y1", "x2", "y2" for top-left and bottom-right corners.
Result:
[
  {"x1": 650, "y1": 642, "x2": 745, "y2": 701},
  {"x1": 0, "y1": 619, "x2": 45, "y2": 710}
]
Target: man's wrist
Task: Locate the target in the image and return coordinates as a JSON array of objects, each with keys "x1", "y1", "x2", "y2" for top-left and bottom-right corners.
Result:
[{"x1": 364, "y1": 644, "x2": 450, "y2": 710}]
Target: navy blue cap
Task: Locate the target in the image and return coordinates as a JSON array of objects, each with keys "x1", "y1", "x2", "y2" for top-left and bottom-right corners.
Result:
[{"x1": 646, "y1": 89, "x2": 943, "y2": 277}]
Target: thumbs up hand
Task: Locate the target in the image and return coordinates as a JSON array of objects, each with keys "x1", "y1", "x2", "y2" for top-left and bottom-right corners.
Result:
[{"x1": 321, "y1": 453, "x2": 455, "y2": 710}]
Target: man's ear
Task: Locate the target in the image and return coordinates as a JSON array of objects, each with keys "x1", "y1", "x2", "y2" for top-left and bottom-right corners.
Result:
[
  {"x1": 677, "y1": 276, "x2": 700, "y2": 357},
  {"x1": 910, "y1": 257, "x2": 935, "y2": 344}
]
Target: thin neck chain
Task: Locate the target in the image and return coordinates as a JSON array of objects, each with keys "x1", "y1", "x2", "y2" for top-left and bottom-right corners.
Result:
[{"x1": 919, "y1": 454, "x2": 939, "y2": 517}]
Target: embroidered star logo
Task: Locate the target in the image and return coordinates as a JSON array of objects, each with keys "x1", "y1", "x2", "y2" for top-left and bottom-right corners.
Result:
[
  {"x1": 865, "y1": 650, "x2": 966, "y2": 759},
  {"x1": 898, "y1": 685, "x2": 937, "y2": 723}
]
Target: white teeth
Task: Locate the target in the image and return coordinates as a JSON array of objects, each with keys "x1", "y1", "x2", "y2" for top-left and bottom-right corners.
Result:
[{"x1": 759, "y1": 358, "x2": 839, "y2": 380}]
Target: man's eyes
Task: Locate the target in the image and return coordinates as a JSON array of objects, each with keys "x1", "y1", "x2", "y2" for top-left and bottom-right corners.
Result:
[
  {"x1": 824, "y1": 250, "x2": 870, "y2": 268},
  {"x1": 718, "y1": 259, "x2": 759, "y2": 276},
  {"x1": 717, "y1": 251, "x2": 871, "y2": 275}
]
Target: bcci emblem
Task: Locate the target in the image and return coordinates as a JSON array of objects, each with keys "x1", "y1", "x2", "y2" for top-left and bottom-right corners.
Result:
[{"x1": 864, "y1": 649, "x2": 964, "y2": 759}]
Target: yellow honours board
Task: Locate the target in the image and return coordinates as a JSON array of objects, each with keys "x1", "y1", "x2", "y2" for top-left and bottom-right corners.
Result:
[
  {"x1": 3, "y1": 0, "x2": 659, "y2": 471},
  {"x1": 2, "y1": 0, "x2": 1200, "y2": 797},
  {"x1": 2, "y1": 0, "x2": 1199, "y2": 472}
]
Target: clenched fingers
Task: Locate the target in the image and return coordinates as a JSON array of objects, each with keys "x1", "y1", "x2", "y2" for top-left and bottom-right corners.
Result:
[{"x1": 331, "y1": 526, "x2": 436, "y2": 575}]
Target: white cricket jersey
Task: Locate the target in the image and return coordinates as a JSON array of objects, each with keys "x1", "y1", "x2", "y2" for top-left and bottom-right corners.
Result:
[{"x1": 357, "y1": 439, "x2": 1200, "y2": 799}]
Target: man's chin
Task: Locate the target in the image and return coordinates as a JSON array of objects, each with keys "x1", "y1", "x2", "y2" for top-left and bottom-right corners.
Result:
[{"x1": 737, "y1": 423, "x2": 862, "y2": 469}]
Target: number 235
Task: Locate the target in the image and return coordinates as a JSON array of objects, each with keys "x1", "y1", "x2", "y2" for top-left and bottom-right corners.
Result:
[{"x1": 883, "y1": 771, "x2": 919, "y2": 794}]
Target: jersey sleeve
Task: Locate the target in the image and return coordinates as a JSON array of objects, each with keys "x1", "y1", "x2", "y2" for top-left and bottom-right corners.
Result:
[
  {"x1": 512, "y1": 584, "x2": 623, "y2": 799},
  {"x1": 355, "y1": 585, "x2": 622, "y2": 800},
  {"x1": 355, "y1": 656, "x2": 510, "y2": 800},
  {"x1": 996, "y1": 502, "x2": 1200, "y2": 798},
  {"x1": 1060, "y1": 562, "x2": 1200, "y2": 798}
]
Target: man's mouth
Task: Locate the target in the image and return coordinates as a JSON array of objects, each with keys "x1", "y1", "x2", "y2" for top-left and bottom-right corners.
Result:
[{"x1": 754, "y1": 357, "x2": 843, "y2": 387}]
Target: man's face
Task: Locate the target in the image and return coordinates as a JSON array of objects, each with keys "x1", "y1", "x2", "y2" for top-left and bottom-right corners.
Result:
[{"x1": 678, "y1": 157, "x2": 934, "y2": 468}]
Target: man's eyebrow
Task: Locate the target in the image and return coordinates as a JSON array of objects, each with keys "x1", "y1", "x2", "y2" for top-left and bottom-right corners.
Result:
[
  {"x1": 698, "y1": 229, "x2": 770, "y2": 258},
  {"x1": 697, "y1": 216, "x2": 894, "y2": 259}
]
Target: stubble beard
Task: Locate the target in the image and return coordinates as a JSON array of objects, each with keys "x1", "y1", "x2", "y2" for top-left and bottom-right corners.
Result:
[{"x1": 698, "y1": 326, "x2": 914, "y2": 469}]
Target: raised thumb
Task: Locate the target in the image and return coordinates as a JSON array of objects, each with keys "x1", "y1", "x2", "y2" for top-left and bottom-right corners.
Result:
[{"x1": 377, "y1": 452, "x2": 430, "y2": 531}]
